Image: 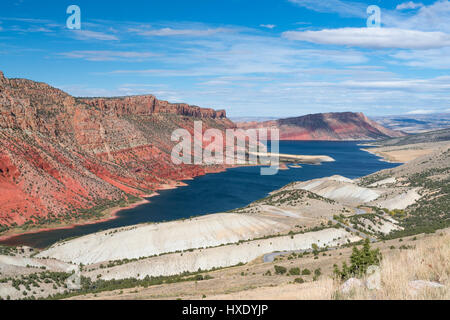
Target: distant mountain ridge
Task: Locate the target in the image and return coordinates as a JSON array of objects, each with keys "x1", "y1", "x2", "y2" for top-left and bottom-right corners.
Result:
[
  {"x1": 230, "y1": 116, "x2": 278, "y2": 123},
  {"x1": 369, "y1": 128, "x2": 450, "y2": 147},
  {"x1": 237, "y1": 112, "x2": 405, "y2": 141},
  {"x1": 373, "y1": 113, "x2": 450, "y2": 134}
]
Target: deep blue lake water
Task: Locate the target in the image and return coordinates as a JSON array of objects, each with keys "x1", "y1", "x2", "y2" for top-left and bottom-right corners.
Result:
[{"x1": 0, "y1": 141, "x2": 399, "y2": 249}]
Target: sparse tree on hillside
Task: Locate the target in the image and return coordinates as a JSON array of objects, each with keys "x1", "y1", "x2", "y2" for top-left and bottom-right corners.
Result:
[{"x1": 334, "y1": 239, "x2": 381, "y2": 280}]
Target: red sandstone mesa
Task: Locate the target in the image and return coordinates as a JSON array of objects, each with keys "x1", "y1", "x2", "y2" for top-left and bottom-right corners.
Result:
[
  {"x1": 237, "y1": 112, "x2": 405, "y2": 141},
  {"x1": 0, "y1": 71, "x2": 233, "y2": 228}
]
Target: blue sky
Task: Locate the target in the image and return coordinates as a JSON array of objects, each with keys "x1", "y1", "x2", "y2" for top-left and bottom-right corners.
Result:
[{"x1": 0, "y1": 0, "x2": 449, "y2": 117}]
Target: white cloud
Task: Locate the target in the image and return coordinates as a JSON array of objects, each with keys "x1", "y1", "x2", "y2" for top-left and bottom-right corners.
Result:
[
  {"x1": 199, "y1": 79, "x2": 231, "y2": 86},
  {"x1": 34, "y1": 27, "x2": 53, "y2": 33},
  {"x1": 288, "y1": 0, "x2": 366, "y2": 18},
  {"x1": 7, "y1": 24, "x2": 57, "y2": 34},
  {"x1": 0, "y1": 17, "x2": 53, "y2": 24},
  {"x1": 277, "y1": 76, "x2": 450, "y2": 92},
  {"x1": 71, "y1": 30, "x2": 119, "y2": 41},
  {"x1": 391, "y1": 47, "x2": 450, "y2": 68},
  {"x1": 396, "y1": 2, "x2": 424, "y2": 10},
  {"x1": 105, "y1": 30, "x2": 369, "y2": 78},
  {"x1": 260, "y1": 24, "x2": 276, "y2": 29},
  {"x1": 129, "y1": 27, "x2": 231, "y2": 37},
  {"x1": 59, "y1": 50, "x2": 156, "y2": 61},
  {"x1": 407, "y1": 109, "x2": 436, "y2": 114},
  {"x1": 289, "y1": 0, "x2": 450, "y2": 34},
  {"x1": 338, "y1": 77, "x2": 450, "y2": 91},
  {"x1": 385, "y1": 0, "x2": 450, "y2": 33},
  {"x1": 5, "y1": 8, "x2": 448, "y2": 117},
  {"x1": 283, "y1": 27, "x2": 450, "y2": 49},
  {"x1": 108, "y1": 46, "x2": 368, "y2": 77}
]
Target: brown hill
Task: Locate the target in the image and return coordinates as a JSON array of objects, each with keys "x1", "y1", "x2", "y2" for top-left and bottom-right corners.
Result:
[
  {"x1": 237, "y1": 112, "x2": 405, "y2": 141},
  {"x1": 0, "y1": 71, "x2": 233, "y2": 229}
]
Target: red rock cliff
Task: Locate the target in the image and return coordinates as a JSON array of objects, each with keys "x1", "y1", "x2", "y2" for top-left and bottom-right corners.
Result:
[
  {"x1": 80, "y1": 96, "x2": 227, "y2": 119},
  {"x1": 0, "y1": 71, "x2": 233, "y2": 229}
]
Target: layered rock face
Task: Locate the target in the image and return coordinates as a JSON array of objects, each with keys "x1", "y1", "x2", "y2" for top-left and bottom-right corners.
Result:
[
  {"x1": 237, "y1": 112, "x2": 405, "y2": 141},
  {"x1": 0, "y1": 71, "x2": 233, "y2": 227},
  {"x1": 80, "y1": 96, "x2": 227, "y2": 119}
]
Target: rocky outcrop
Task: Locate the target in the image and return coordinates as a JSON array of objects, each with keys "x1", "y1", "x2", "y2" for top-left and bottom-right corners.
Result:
[
  {"x1": 237, "y1": 112, "x2": 405, "y2": 141},
  {"x1": 0, "y1": 71, "x2": 233, "y2": 228},
  {"x1": 38, "y1": 220, "x2": 359, "y2": 269},
  {"x1": 80, "y1": 96, "x2": 227, "y2": 119}
]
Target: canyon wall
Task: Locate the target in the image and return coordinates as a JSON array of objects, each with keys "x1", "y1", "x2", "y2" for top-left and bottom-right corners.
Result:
[{"x1": 0, "y1": 71, "x2": 233, "y2": 228}]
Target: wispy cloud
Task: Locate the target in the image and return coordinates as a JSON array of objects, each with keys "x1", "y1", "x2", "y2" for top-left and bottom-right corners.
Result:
[
  {"x1": 70, "y1": 30, "x2": 119, "y2": 41},
  {"x1": 338, "y1": 77, "x2": 450, "y2": 91},
  {"x1": 396, "y1": 2, "x2": 424, "y2": 10},
  {"x1": 107, "y1": 44, "x2": 368, "y2": 77},
  {"x1": 10, "y1": 26, "x2": 55, "y2": 33},
  {"x1": 407, "y1": 109, "x2": 436, "y2": 114},
  {"x1": 260, "y1": 24, "x2": 276, "y2": 29},
  {"x1": 288, "y1": 0, "x2": 367, "y2": 18},
  {"x1": 0, "y1": 17, "x2": 61, "y2": 35},
  {"x1": 277, "y1": 76, "x2": 450, "y2": 92},
  {"x1": 0, "y1": 17, "x2": 54, "y2": 24},
  {"x1": 59, "y1": 50, "x2": 157, "y2": 61},
  {"x1": 391, "y1": 47, "x2": 450, "y2": 69},
  {"x1": 129, "y1": 27, "x2": 232, "y2": 37},
  {"x1": 286, "y1": 0, "x2": 450, "y2": 51},
  {"x1": 283, "y1": 27, "x2": 450, "y2": 49},
  {"x1": 3, "y1": 1, "x2": 450, "y2": 117},
  {"x1": 385, "y1": 0, "x2": 450, "y2": 33}
]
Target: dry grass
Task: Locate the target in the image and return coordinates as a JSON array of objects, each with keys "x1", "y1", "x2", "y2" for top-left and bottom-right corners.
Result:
[
  {"x1": 203, "y1": 230, "x2": 449, "y2": 300},
  {"x1": 336, "y1": 231, "x2": 449, "y2": 300},
  {"x1": 207, "y1": 278, "x2": 336, "y2": 300},
  {"x1": 69, "y1": 229, "x2": 449, "y2": 300}
]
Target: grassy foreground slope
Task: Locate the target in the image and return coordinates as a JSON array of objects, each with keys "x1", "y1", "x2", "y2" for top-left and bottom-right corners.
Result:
[{"x1": 68, "y1": 228, "x2": 449, "y2": 300}]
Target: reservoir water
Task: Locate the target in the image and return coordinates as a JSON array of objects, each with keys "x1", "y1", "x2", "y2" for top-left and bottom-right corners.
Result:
[{"x1": 0, "y1": 141, "x2": 399, "y2": 248}]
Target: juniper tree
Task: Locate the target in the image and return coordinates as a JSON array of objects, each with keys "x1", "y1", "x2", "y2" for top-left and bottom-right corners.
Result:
[{"x1": 334, "y1": 239, "x2": 381, "y2": 280}]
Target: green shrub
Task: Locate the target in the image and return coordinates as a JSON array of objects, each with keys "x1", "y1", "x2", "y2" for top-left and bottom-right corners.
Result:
[
  {"x1": 274, "y1": 265, "x2": 287, "y2": 275},
  {"x1": 288, "y1": 267, "x2": 300, "y2": 276},
  {"x1": 294, "y1": 278, "x2": 304, "y2": 284},
  {"x1": 314, "y1": 268, "x2": 322, "y2": 277},
  {"x1": 301, "y1": 268, "x2": 311, "y2": 276}
]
